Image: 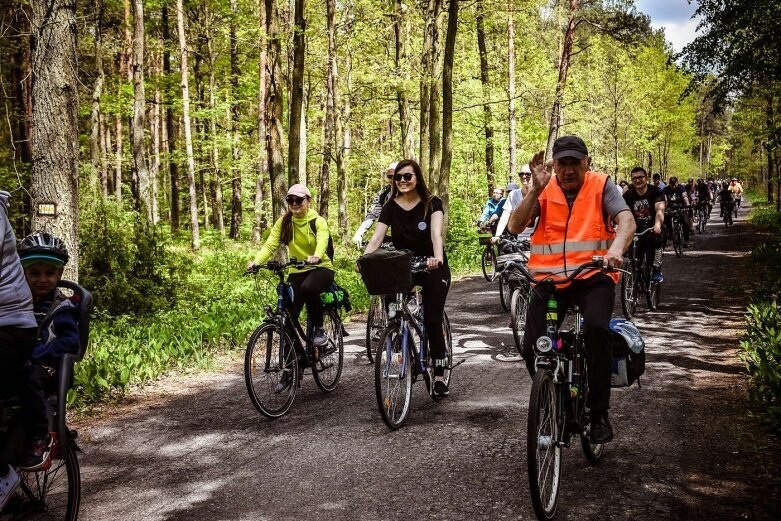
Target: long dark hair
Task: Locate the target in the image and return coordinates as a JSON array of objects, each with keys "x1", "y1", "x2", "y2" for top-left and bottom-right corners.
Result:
[
  {"x1": 391, "y1": 159, "x2": 434, "y2": 215},
  {"x1": 280, "y1": 211, "x2": 294, "y2": 244}
]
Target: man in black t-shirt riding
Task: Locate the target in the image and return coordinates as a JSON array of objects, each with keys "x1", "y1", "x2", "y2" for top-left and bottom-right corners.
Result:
[
  {"x1": 623, "y1": 167, "x2": 666, "y2": 283},
  {"x1": 662, "y1": 176, "x2": 692, "y2": 247}
]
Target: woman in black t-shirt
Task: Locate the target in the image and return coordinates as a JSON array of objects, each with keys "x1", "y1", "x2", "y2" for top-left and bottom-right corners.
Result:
[{"x1": 363, "y1": 159, "x2": 452, "y2": 397}]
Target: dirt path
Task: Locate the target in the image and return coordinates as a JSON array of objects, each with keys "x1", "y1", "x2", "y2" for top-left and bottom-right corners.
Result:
[{"x1": 73, "y1": 202, "x2": 779, "y2": 520}]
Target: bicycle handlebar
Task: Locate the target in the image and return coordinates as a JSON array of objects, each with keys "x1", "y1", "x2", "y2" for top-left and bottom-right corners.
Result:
[
  {"x1": 503, "y1": 256, "x2": 628, "y2": 286},
  {"x1": 245, "y1": 257, "x2": 319, "y2": 275},
  {"x1": 634, "y1": 227, "x2": 655, "y2": 238}
]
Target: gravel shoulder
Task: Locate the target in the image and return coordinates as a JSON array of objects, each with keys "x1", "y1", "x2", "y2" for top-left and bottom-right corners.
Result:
[{"x1": 73, "y1": 202, "x2": 780, "y2": 521}]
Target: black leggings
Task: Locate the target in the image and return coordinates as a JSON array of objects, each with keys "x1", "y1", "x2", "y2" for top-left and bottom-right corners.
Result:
[
  {"x1": 414, "y1": 263, "x2": 451, "y2": 363},
  {"x1": 521, "y1": 274, "x2": 615, "y2": 412},
  {"x1": 287, "y1": 268, "x2": 335, "y2": 329}
]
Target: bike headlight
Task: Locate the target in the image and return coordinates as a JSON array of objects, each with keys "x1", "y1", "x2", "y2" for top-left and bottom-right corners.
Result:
[{"x1": 536, "y1": 336, "x2": 553, "y2": 353}]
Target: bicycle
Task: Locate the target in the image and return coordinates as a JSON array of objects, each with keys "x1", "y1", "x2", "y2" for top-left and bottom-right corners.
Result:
[
  {"x1": 2, "y1": 281, "x2": 92, "y2": 521},
  {"x1": 694, "y1": 200, "x2": 709, "y2": 233},
  {"x1": 496, "y1": 237, "x2": 530, "y2": 310},
  {"x1": 244, "y1": 259, "x2": 345, "y2": 418},
  {"x1": 363, "y1": 241, "x2": 395, "y2": 364},
  {"x1": 478, "y1": 227, "x2": 497, "y2": 282},
  {"x1": 504, "y1": 258, "x2": 626, "y2": 520},
  {"x1": 666, "y1": 208, "x2": 685, "y2": 258},
  {"x1": 620, "y1": 227, "x2": 661, "y2": 319},
  {"x1": 374, "y1": 256, "x2": 463, "y2": 429},
  {"x1": 722, "y1": 201, "x2": 734, "y2": 226}
]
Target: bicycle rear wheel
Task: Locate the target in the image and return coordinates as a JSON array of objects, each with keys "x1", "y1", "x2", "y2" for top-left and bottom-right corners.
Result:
[
  {"x1": 510, "y1": 284, "x2": 530, "y2": 354},
  {"x1": 375, "y1": 324, "x2": 412, "y2": 429},
  {"x1": 499, "y1": 276, "x2": 511, "y2": 311},
  {"x1": 673, "y1": 222, "x2": 684, "y2": 257},
  {"x1": 620, "y1": 260, "x2": 638, "y2": 319},
  {"x1": 13, "y1": 437, "x2": 80, "y2": 521},
  {"x1": 365, "y1": 295, "x2": 386, "y2": 363},
  {"x1": 481, "y1": 246, "x2": 496, "y2": 282},
  {"x1": 580, "y1": 414, "x2": 605, "y2": 465},
  {"x1": 312, "y1": 310, "x2": 344, "y2": 392},
  {"x1": 244, "y1": 323, "x2": 298, "y2": 418},
  {"x1": 527, "y1": 369, "x2": 562, "y2": 520},
  {"x1": 698, "y1": 208, "x2": 707, "y2": 233}
]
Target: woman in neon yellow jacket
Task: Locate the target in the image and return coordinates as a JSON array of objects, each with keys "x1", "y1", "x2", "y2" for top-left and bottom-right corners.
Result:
[{"x1": 248, "y1": 184, "x2": 334, "y2": 347}]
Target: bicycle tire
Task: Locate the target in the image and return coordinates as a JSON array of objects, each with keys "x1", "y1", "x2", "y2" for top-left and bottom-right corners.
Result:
[
  {"x1": 510, "y1": 284, "x2": 530, "y2": 354},
  {"x1": 620, "y1": 260, "x2": 637, "y2": 319},
  {"x1": 647, "y1": 281, "x2": 661, "y2": 310},
  {"x1": 673, "y1": 222, "x2": 684, "y2": 257},
  {"x1": 15, "y1": 437, "x2": 80, "y2": 521},
  {"x1": 365, "y1": 296, "x2": 385, "y2": 363},
  {"x1": 244, "y1": 322, "x2": 298, "y2": 418},
  {"x1": 698, "y1": 208, "x2": 707, "y2": 233},
  {"x1": 527, "y1": 368, "x2": 562, "y2": 520},
  {"x1": 499, "y1": 276, "x2": 511, "y2": 312},
  {"x1": 441, "y1": 311, "x2": 454, "y2": 388},
  {"x1": 375, "y1": 324, "x2": 412, "y2": 429},
  {"x1": 312, "y1": 310, "x2": 344, "y2": 393},
  {"x1": 481, "y1": 246, "x2": 496, "y2": 282},
  {"x1": 580, "y1": 415, "x2": 605, "y2": 465}
]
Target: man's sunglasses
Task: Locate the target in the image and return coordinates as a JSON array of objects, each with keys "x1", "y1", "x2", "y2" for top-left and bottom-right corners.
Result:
[
  {"x1": 631, "y1": 175, "x2": 646, "y2": 181},
  {"x1": 285, "y1": 195, "x2": 306, "y2": 205},
  {"x1": 393, "y1": 173, "x2": 414, "y2": 182}
]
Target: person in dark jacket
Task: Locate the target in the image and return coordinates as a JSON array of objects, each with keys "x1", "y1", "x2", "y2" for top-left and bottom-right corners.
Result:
[{"x1": 17, "y1": 232, "x2": 79, "y2": 472}]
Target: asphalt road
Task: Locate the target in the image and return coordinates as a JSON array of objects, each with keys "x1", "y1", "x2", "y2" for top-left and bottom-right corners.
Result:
[{"x1": 74, "y1": 202, "x2": 780, "y2": 521}]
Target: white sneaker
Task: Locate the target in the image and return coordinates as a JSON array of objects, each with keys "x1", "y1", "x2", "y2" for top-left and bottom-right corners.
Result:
[
  {"x1": 313, "y1": 327, "x2": 328, "y2": 347},
  {"x1": 0, "y1": 465, "x2": 21, "y2": 512}
]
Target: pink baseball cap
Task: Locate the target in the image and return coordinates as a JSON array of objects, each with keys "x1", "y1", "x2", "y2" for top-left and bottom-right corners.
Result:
[{"x1": 287, "y1": 184, "x2": 312, "y2": 198}]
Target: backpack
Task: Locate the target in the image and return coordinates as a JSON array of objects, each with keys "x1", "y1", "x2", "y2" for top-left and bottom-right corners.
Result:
[
  {"x1": 309, "y1": 219, "x2": 335, "y2": 261},
  {"x1": 609, "y1": 319, "x2": 646, "y2": 387}
]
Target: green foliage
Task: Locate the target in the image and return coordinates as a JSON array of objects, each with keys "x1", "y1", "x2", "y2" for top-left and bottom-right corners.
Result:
[
  {"x1": 740, "y1": 300, "x2": 781, "y2": 431},
  {"x1": 79, "y1": 198, "x2": 191, "y2": 316}
]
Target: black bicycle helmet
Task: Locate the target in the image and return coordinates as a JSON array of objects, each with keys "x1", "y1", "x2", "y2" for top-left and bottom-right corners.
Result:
[{"x1": 18, "y1": 232, "x2": 69, "y2": 267}]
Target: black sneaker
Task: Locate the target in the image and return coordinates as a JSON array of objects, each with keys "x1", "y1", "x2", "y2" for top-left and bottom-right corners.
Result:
[
  {"x1": 590, "y1": 411, "x2": 614, "y2": 444},
  {"x1": 432, "y1": 380, "x2": 449, "y2": 398},
  {"x1": 274, "y1": 370, "x2": 293, "y2": 394},
  {"x1": 19, "y1": 435, "x2": 53, "y2": 471}
]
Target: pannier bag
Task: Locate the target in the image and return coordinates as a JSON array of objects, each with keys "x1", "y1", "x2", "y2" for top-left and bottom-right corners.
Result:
[
  {"x1": 357, "y1": 248, "x2": 413, "y2": 295},
  {"x1": 478, "y1": 227, "x2": 493, "y2": 246},
  {"x1": 320, "y1": 282, "x2": 352, "y2": 312},
  {"x1": 609, "y1": 319, "x2": 646, "y2": 387}
]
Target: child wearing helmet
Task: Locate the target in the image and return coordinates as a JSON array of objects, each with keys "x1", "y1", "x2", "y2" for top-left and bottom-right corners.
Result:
[{"x1": 17, "y1": 232, "x2": 80, "y2": 472}]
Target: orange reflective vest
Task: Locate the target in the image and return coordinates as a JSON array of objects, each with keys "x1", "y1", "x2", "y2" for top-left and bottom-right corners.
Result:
[{"x1": 528, "y1": 171, "x2": 619, "y2": 287}]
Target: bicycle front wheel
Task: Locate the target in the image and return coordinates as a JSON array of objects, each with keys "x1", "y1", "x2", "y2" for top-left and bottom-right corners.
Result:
[
  {"x1": 244, "y1": 323, "x2": 298, "y2": 418},
  {"x1": 499, "y1": 277, "x2": 511, "y2": 312},
  {"x1": 365, "y1": 295, "x2": 386, "y2": 363},
  {"x1": 375, "y1": 325, "x2": 412, "y2": 429},
  {"x1": 673, "y1": 223, "x2": 684, "y2": 257},
  {"x1": 647, "y1": 281, "x2": 661, "y2": 310},
  {"x1": 481, "y1": 246, "x2": 496, "y2": 282},
  {"x1": 510, "y1": 284, "x2": 530, "y2": 354},
  {"x1": 441, "y1": 311, "x2": 454, "y2": 388},
  {"x1": 527, "y1": 369, "x2": 562, "y2": 520},
  {"x1": 16, "y1": 437, "x2": 80, "y2": 521},
  {"x1": 312, "y1": 310, "x2": 344, "y2": 393},
  {"x1": 620, "y1": 260, "x2": 638, "y2": 319}
]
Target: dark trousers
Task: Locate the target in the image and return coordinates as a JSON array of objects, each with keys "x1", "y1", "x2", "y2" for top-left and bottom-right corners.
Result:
[
  {"x1": 521, "y1": 274, "x2": 615, "y2": 412},
  {"x1": 414, "y1": 263, "x2": 451, "y2": 363},
  {"x1": 287, "y1": 267, "x2": 335, "y2": 329},
  {"x1": 26, "y1": 365, "x2": 53, "y2": 437},
  {"x1": 0, "y1": 326, "x2": 36, "y2": 469},
  {"x1": 636, "y1": 230, "x2": 663, "y2": 270},
  {"x1": 665, "y1": 210, "x2": 691, "y2": 241}
]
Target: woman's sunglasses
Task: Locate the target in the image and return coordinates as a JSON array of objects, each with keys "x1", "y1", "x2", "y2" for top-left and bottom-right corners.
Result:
[
  {"x1": 285, "y1": 195, "x2": 306, "y2": 205},
  {"x1": 393, "y1": 173, "x2": 414, "y2": 182}
]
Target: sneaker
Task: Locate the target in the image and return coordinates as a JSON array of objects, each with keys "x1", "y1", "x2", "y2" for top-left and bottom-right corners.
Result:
[
  {"x1": 432, "y1": 379, "x2": 450, "y2": 398},
  {"x1": 590, "y1": 411, "x2": 614, "y2": 444},
  {"x1": 312, "y1": 327, "x2": 328, "y2": 347},
  {"x1": 651, "y1": 269, "x2": 664, "y2": 284},
  {"x1": 274, "y1": 369, "x2": 293, "y2": 394},
  {"x1": 19, "y1": 435, "x2": 53, "y2": 472},
  {"x1": 0, "y1": 465, "x2": 20, "y2": 512}
]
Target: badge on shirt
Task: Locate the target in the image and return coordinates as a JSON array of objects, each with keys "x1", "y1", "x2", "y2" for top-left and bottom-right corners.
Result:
[{"x1": 418, "y1": 221, "x2": 427, "y2": 231}]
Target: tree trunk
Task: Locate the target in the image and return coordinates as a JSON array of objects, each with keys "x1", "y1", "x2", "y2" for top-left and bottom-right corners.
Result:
[
  {"x1": 420, "y1": 0, "x2": 442, "y2": 177},
  {"x1": 90, "y1": 0, "x2": 105, "y2": 195},
  {"x1": 428, "y1": 0, "x2": 444, "y2": 188},
  {"x1": 337, "y1": 43, "x2": 352, "y2": 240},
  {"x1": 8, "y1": 7, "x2": 33, "y2": 165},
  {"x1": 394, "y1": 0, "x2": 414, "y2": 159},
  {"x1": 507, "y1": 2, "x2": 517, "y2": 182},
  {"x1": 206, "y1": 29, "x2": 225, "y2": 236},
  {"x1": 253, "y1": 0, "x2": 269, "y2": 242},
  {"x1": 545, "y1": 0, "x2": 578, "y2": 159},
  {"x1": 176, "y1": 0, "x2": 201, "y2": 249},
  {"x1": 151, "y1": 48, "x2": 161, "y2": 224},
  {"x1": 266, "y1": 0, "x2": 287, "y2": 219},
  {"x1": 476, "y1": 0, "x2": 495, "y2": 194},
  {"x1": 131, "y1": 0, "x2": 150, "y2": 217},
  {"x1": 162, "y1": 5, "x2": 180, "y2": 231},
  {"x1": 287, "y1": 0, "x2": 306, "y2": 186},
  {"x1": 318, "y1": 0, "x2": 338, "y2": 219},
  {"x1": 228, "y1": 0, "x2": 242, "y2": 239},
  {"x1": 439, "y1": 0, "x2": 458, "y2": 232},
  {"x1": 30, "y1": 0, "x2": 80, "y2": 280}
]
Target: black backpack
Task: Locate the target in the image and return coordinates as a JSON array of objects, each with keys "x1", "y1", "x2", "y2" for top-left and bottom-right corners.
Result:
[{"x1": 309, "y1": 219, "x2": 335, "y2": 261}]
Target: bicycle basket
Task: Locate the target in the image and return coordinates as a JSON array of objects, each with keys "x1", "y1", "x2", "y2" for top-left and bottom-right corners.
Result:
[
  {"x1": 478, "y1": 232, "x2": 493, "y2": 245},
  {"x1": 357, "y1": 248, "x2": 413, "y2": 295}
]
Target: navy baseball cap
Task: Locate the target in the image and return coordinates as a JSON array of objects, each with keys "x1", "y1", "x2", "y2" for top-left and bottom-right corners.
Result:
[{"x1": 552, "y1": 135, "x2": 589, "y2": 160}]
